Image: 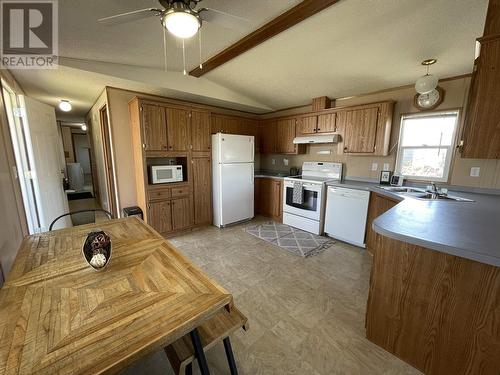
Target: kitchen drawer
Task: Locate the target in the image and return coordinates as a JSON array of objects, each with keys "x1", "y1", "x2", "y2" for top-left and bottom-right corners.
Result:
[
  {"x1": 149, "y1": 188, "x2": 171, "y2": 201},
  {"x1": 171, "y1": 186, "x2": 190, "y2": 197}
]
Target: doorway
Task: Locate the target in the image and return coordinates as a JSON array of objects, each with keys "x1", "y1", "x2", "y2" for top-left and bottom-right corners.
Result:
[{"x1": 99, "y1": 105, "x2": 118, "y2": 218}]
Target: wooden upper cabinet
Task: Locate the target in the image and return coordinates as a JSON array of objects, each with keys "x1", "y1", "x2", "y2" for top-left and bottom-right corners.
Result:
[
  {"x1": 461, "y1": 36, "x2": 500, "y2": 158},
  {"x1": 165, "y1": 107, "x2": 190, "y2": 152},
  {"x1": 260, "y1": 120, "x2": 276, "y2": 154},
  {"x1": 276, "y1": 118, "x2": 297, "y2": 154},
  {"x1": 317, "y1": 113, "x2": 336, "y2": 133},
  {"x1": 192, "y1": 157, "x2": 211, "y2": 225},
  {"x1": 142, "y1": 104, "x2": 167, "y2": 151},
  {"x1": 297, "y1": 116, "x2": 318, "y2": 135},
  {"x1": 339, "y1": 107, "x2": 379, "y2": 154},
  {"x1": 191, "y1": 111, "x2": 211, "y2": 152}
]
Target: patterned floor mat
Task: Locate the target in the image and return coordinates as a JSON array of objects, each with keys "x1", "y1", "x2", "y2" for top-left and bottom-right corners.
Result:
[{"x1": 245, "y1": 221, "x2": 335, "y2": 257}]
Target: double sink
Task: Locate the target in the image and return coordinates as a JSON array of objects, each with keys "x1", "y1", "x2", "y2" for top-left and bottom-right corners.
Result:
[{"x1": 379, "y1": 186, "x2": 474, "y2": 202}]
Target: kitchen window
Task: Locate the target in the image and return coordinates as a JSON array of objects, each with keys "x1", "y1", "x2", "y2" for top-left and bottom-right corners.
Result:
[{"x1": 395, "y1": 111, "x2": 459, "y2": 182}]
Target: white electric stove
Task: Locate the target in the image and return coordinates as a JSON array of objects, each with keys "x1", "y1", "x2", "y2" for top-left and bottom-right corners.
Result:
[{"x1": 283, "y1": 162, "x2": 343, "y2": 235}]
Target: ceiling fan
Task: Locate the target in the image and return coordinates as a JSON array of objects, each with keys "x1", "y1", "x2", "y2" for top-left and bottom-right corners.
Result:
[{"x1": 98, "y1": 1, "x2": 249, "y2": 74}]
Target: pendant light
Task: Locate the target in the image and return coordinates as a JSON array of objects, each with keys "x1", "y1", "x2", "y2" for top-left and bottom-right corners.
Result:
[{"x1": 415, "y1": 59, "x2": 438, "y2": 94}]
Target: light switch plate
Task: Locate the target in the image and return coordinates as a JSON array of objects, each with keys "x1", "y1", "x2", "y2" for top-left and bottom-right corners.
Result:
[
  {"x1": 371, "y1": 163, "x2": 378, "y2": 171},
  {"x1": 470, "y1": 167, "x2": 480, "y2": 177},
  {"x1": 383, "y1": 163, "x2": 390, "y2": 171},
  {"x1": 283, "y1": 158, "x2": 289, "y2": 166}
]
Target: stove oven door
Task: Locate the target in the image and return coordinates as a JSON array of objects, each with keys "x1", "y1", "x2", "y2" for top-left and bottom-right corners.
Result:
[{"x1": 283, "y1": 180, "x2": 323, "y2": 220}]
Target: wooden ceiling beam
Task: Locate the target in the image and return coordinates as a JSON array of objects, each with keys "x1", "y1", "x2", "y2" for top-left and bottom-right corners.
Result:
[{"x1": 189, "y1": 0, "x2": 342, "y2": 77}]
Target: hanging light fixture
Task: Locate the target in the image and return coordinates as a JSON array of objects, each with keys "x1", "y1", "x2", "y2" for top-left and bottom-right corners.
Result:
[
  {"x1": 415, "y1": 59, "x2": 438, "y2": 94},
  {"x1": 161, "y1": 3, "x2": 201, "y2": 39},
  {"x1": 59, "y1": 100, "x2": 72, "y2": 112}
]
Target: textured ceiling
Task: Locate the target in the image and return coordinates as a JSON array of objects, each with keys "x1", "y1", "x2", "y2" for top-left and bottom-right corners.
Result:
[{"x1": 9, "y1": 0, "x2": 488, "y2": 120}]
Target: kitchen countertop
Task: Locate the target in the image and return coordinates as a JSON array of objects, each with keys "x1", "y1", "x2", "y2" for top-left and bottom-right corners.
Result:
[
  {"x1": 254, "y1": 171, "x2": 289, "y2": 180},
  {"x1": 326, "y1": 179, "x2": 500, "y2": 267}
]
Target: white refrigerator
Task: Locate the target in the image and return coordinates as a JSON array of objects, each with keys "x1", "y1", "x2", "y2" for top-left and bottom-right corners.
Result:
[{"x1": 212, "y1": 133, "x2": 254, "y2": 228}]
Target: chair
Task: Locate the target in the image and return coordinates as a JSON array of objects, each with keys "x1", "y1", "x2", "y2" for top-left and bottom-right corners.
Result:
[{"x1": 49, "y1": 209, "x2": 113, "y2": 231}]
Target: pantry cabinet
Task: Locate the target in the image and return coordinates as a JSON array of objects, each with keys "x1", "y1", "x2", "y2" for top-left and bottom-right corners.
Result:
[
  {"x1": 141, "y1": 104, "x2": 167, "y2": 151},
  {"x1": 191, "y1": 111, "x2": 211, "y2": 152}
]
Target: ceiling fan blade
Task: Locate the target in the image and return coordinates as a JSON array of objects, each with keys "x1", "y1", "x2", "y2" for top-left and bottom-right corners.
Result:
[
  {"x1": 200, "y1": 8, "x2": 251, "y2": 31},
  {"x1": 98, "y1": 8, "x2": 163, "y2": 26}
]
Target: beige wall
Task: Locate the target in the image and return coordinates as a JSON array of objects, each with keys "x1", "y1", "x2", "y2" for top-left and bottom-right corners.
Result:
[
  {"x1": 260, "y1": 77, "x2": 500, "y2": 189},
  {"x1": 0, "y1": 70, "x2": 26, "y2": 276}
]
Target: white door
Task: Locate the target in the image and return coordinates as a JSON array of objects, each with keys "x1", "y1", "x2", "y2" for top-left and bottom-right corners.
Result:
[
  {"x1": 220, "y1": 163, "x2": 254, "y2": 225},
  {"x1": 22, "y1": 96, "x2": 71, "y2": 231},
  {"x1": 220, "y1": 134, "x2": 254, "y2": 163}
]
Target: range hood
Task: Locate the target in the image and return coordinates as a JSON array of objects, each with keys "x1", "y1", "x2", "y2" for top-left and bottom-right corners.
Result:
[{"x1": 293, "y1": 134, "x2": 340, "y2": 144}]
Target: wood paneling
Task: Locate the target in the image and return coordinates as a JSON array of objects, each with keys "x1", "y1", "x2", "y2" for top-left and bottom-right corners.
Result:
[
  {"x1": 317, "y1": 113, "x2": 336, "y2": 133},
  {"x1": 312, "y1": 96, "x2": 332, "y2": 111},
  {"x1": 366, "y1": 234, "x2": 500, "y2": 375},
  {"x1": 297, "y1": 115, "x2": 318, "y2": 135},
  {"x1": 461, "y1": 36, "x2": 500, "y2": 159},
  {"x1": 166, "y1": 107, "x2": 190, "y2": 152},
  {"x1": 276, "y1": 118, "x2": 297, "y2": 154},
  {"x1": 192, "y1": 157, "x2": 212, "y2": 225},
  {"x1": 149, "y1": 200, "x2": 172, "y2": 233},
  {"x1": 189, "y1": 0, "x2": 341, "y2": 77},
  {"x1": 255, "y1": 177, "x2": 282, "y2": 221},
  {"x1": 142, "y1": 104, "x2": 167, "y2": 151},
  {"x1": 483, "y1": 0, "x2": 500, "y2": 36},
  {"x1": 364, "y1": 192, "x2": 399, "y2": 254},
  {"x1": 340, "y1": 107, "x2": 379, "y2": 154},
  {"x1": 191, "y1": 111, "x2": 211, "y2": 152},
  {"x1": 172, "y1": 197, "x2": 193, "y2": 231},
  {"x1": 0, "y1": 217, "x2": 232, "y2": 375}
]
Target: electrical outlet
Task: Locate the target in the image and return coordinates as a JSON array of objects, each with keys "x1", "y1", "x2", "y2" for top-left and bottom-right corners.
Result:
[
  {"x1": 283, "y1": 158, "x2": 289, "y2": 166},
  {"x1": 470, "y1": 167, "x2": 480, "y2": 177},
  {"x1": 371, "y1": 163, "x2": 378, "y2": 171},
  {"x1": 383, "y1": 163, "x2": 390, "y2": 171},
  {"x1": 272, "y1": 159, "x2": 276, "y2": 165}
]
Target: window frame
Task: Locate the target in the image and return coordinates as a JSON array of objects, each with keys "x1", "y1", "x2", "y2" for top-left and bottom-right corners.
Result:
[{"x1": 395, "y1": 110, "x2": 460, "y2": 183}]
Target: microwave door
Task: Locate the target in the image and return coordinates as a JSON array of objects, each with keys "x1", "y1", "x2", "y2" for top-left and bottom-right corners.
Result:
[{"x1": 157, "y1": 168, "x2": 173, "y2": 181}]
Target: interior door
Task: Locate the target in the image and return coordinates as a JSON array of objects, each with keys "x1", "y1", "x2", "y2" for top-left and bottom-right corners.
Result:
[
  {"x1": 22, "y1": 96, "x2": 70, "y2": 231},
  {"x1": 220, "y1": 134, "x2": 254, "y2": 163},
  {"x1": 166, "y1": 107, "x2": 189, "y2": 151},
  {"x1": 220, "y1": 163, "x2": 254, "y2": 225},
  {"x1": 342, "y1": 107, "x2": 378, "y2": 153}
]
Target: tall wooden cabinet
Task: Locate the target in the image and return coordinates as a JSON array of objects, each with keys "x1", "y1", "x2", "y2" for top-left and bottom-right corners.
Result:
[
  {"x1": 461, "y1": 0, "x2": 500, "y2": 158},
  {"x1": 129, "y1": 97, "x2": 212, "y2": 236}
]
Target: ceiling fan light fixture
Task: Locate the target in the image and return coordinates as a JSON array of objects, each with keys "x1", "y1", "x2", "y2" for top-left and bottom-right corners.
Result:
[{"x1": 162, "y1": 9, "x2": 201, "y2": 39}]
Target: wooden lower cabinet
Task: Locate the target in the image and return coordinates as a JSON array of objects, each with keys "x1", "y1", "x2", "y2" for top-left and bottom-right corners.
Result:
[
  {"x1": 365, "y1": 192, "x2": 399, "y2": 254},
  {"x1": 149, "y1": 200, "x2": 172, "y2": 233},
  {"x1": 192, "y1": 157, "x2": 212, "y2": 225},
  {"x1": 255, "y1": 177, "x2": 283, "y2": 221},
  {"x1": 171, "y1": 197, "x2": 193, "y2": 230}
]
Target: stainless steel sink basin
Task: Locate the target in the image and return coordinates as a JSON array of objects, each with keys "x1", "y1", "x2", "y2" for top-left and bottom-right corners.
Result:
[
  {"x1": 378, "y1": 186, "x2": 426, "y2": 193},
  {"x1": 410, "y1": 193, "x2": 474, "y2": 202}
]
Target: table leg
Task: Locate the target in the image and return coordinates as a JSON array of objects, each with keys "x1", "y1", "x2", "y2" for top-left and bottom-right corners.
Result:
[
  {"x1": 189, "y1": 328, "x2": 210, "y2": 375},
  {"x1": 223, "y1": 337, "x2": 238, "y2": 375}
]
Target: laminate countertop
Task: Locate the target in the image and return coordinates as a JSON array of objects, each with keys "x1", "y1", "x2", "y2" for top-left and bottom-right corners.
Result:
[{"x1": 326, "y1": 180, "x2": 500, "y2": 267}]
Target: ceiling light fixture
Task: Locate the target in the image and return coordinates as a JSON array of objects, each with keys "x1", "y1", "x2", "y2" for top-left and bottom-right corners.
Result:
[
  {"x1": 81, "y1": 124, "x2": 87, "y2": 131},
  {"x1": 415, "y1": 59, "x2": 438, "y2": 94},
  {"x1": 59, "y1": 100, "x2": 72, "y2": 112},
  {"x1": 161, "y1": 4, "x2": 201, "y2": 39}
]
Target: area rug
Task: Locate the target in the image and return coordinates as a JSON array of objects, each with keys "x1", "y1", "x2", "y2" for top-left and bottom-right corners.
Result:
[
  {"x1": 67, "y1": 191, "x2": 93, "y2": 201},
  {"x1": 245, "y1": 221, "x2": 335, "y2": 257}
]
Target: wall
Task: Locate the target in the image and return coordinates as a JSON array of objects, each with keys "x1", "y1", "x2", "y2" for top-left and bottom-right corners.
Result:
[
  {"x1": 260, "y1": 76, "x2": 500, "y2": 189},
  {"x1": 86, "y1": 91, "x2": 112, "y2": 213},
  {"x1": 0, "y1": 70, "x2": 27, "y2": 276}
]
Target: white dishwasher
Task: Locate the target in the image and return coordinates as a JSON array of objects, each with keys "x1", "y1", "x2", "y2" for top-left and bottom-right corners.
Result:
[{"x1": 324, "y1": 186, "x2": 370, "y2": 248}]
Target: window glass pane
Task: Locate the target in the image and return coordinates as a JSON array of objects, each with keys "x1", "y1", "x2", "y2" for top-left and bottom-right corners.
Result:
[
  {"x1": 401, "y1": 114, "x2": 457, "y2": 147},
  {"x1": 400, "y1": 148, "x2": 448, "y2": 179}
]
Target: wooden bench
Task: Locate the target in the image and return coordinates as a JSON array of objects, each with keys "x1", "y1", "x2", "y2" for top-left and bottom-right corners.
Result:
[{"x1": 165, "y1": 307, "x2": 248, "y2": 375}]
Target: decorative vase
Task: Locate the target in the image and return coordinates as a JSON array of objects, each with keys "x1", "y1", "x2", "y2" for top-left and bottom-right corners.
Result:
[{"x1": 82, "y1": 230, "x2": 112, "y2": 270}]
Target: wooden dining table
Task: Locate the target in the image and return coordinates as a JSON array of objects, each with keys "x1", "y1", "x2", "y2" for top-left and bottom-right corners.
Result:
[{"x1": 0, "y1": 217, "x2": 233, "y2": 375}]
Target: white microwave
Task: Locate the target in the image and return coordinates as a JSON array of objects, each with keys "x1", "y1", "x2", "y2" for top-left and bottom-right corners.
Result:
[{"x1": 151, "y1": 165, "x2": 183, "y2": 184}]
